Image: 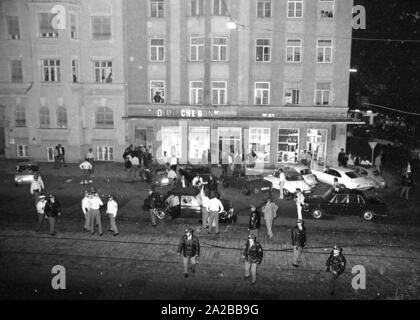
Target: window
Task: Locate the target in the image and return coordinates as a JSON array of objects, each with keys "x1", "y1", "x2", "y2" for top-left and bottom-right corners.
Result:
[
  {"x1": 6, "y1": 16, "x2": 20, "y2": 39},
  {"x1": 357, "y1": 194, "x2": 366, "y2": 204},
  {"x1": 10, "y1": 60, "x2": 23, "y2": 83},
  {"x1": 256, "y1": 39, "x2": 271, "y2": 62},
  {"x1": 213, "y1": 0, "x2": 228, "y2": 16},
  {"x1": 47, "y1": 147, "x2": 55, "y2": 162},
  {"x1": 15, "y1": 106, "x2": 26, "y2": 127},
  {"x1": 57, "y1": 107, "x2": 67, "y2": 128},
  {"x1": 257, "y1": 0, "x2": 271, "y2": 17},
  {"x1": 162, "y1": 126, "x2": 182, "y2": 158},
  {"x1": 249, "y1": 128, "x2": 270, "y2": 162},
  {"x1": 91, "y1": 16, "x2": 111, "y2": 40},
  {"x1": 72, "y1": 59, "x2": 79, "y2": 83},
  {"x1": 17, "y1": 145, "x2": 28, "y2": 158},
  {"x1": 277, "y1": 129, "x2": 299, "y2": 163},
  {"x1": 93, "y1": 60, "x2": 112, "y2": 83},
  {"x1": 317, "y1": 40, "x2": 333, "y2": 63},
  {"x1": 190, "y1": 0, "x2": 203, "y2": 16},
  {"x1": 286, "y1": 39, "x2": 302, "y2": 62},
  {"x1": 189, "y1": 127, "x2": 210, "y2": 163},
  {"x1": 150, "y1": 81, "x2": 165, "y2": 103},
  {"x1": 315, "y1": 82, "x2": 331, "y2": 105},
  {"x1": 212, "y1": 37, "x2": 228, "y2": 61},
  {"x1": 97, "y1": 146, "x2": 114, "y2": 161},
  {"x1": 306, "y1": 129, "x2": 328, "y2": 167},
  {"x1": 212, "y1": 81, "x2": 227, "y2": 105},
  {"x1": 151, "y1": 0, "x2": 165, "y2": 18},
  {"x1": 150, "y1": 39, "x2": 165, "y2": 61},
  {"x1": 284, "y1": 81, "x2": 301, "y2": 105},
  {"x1": 288, "y1": 0, "x2": 303, "y2": 18},
  {"x1": 38, "y1": 13, "x2": 58, "y2": 38},
  {"x1": 41, "y1": 59, "x2": 60, "y2": 82},
  {"x1": 190, "y1": 37, "x2": 204, "y2": 61},
  {"x1": 254, "y1": 82, "x2": 270, "y2": 105},
  {"x1": 190, "y1": 81, "x2": 203, "y2": 105},
  {"x1": 39, "y1": 107, "x2": 50, "y2": 128},
  {"x1": 319, "y1": 0, "x2": 334, "y2": 19},
  {"x1": 95, "y1": 107, "x2": 114, "y2": 128},
  {"x1": 70, "y1": 14, "x2": 77, "y2": 39}
]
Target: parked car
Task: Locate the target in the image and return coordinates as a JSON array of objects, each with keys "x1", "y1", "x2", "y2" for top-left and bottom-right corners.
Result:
[
  {"x1": 303, "y1": 187, "x2": 387, "y2": 221},
  {"x1": 311, "y1": 166, "x2": 375, "y2": 190},
  {"x1": 282, "y1": 163, "x2": 318, "y2": 187},
  {"x1": 264, "y1": 169, "x2": 312, "y2": 197},
  {"x1": 14, "y1": 161, "x2": 39, "y2": 186},
  {"x1": 222, "y1": 171, "x2": 272, "y2": 195},
  {"x1": 178, "y1": 165, "x2": 212, "y2": 184},
  {"x1": 147, "y1": 165, "x2": 170, "y2": 187},
  {"x1": 348, "y1": 165, "x2": 387, "y2": 188}
]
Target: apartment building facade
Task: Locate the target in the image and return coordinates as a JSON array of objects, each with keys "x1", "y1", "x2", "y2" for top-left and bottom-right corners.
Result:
[
  {"x1": 125, "y1": 0, "x2": 354, "y2": 168},
  {"x1": 0, "y1": 0, "x2": 125, "y2": 162}
]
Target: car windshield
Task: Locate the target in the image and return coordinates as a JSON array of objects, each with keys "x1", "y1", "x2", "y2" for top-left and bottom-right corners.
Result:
[
  {"x1": 17, "y1": 165, "x2": 38, "y2": 172},
  {"x1": 345, "y1": 171, "x2": 359, "y2": 179},
  {"x1": 300, "y1": 169, "x2": 311, "y2": 175},
  {"x1": 286, "y1": 173, "x2": 303, "y2": 181}
]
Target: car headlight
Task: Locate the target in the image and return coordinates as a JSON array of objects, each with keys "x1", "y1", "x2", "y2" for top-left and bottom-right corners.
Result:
[
  {"x1": 14, "y1": 177, "x2": 18, "y2": 182},
  {"x1": 381, "y1": 181, "x2": 386, "y2": 186},
  {"x1": 161, "y1": 178, "x2": 169, "y2": 184}
]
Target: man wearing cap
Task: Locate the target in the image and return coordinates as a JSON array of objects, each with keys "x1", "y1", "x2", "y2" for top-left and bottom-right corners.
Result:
[
  {"x1": 242, "y1": 234, "x2": 263, "y2": 285},
  {"x1": 106, "y1": 195, "x2": 119, "y2": 236},
  {"x1": 35, "y1": 195, "x2": 47, "y2": 232},
  {"x1": 90, "y1": 193, "x2": 103, "y2": 236},
  {"x1": 177, "y1": 228, "x2": 200, "y2": 278},
  {"x1": 44, "y1": 195, "x2": 61, "y2": 236},
  {"x1": 294, "y1": 188, "x2": 305, "y2": 220},
  {"x1": 207, "y1": 192, "x2": 224, "y2": 235},
  {"x1": 30, "y1": 174, "x2": 45, "y2": 207},
  {"x1": 248, "y1": 205, "x2": 261, "y2": 240},
  {"x1": 325, "y1": 245, "x2": 347, "y2": 296},
  {"x1": 291, "y1": 219, "x2": 306, "y2": 267},
  {"x1": 81, "y1": 191, "x2": 91, "y2": 232},
  {"x1": 261, "y1": 197, "x2": 278, "y2": 240}
]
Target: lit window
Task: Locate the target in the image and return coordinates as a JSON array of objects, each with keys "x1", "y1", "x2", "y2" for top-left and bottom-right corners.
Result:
[
  {"x1": 249, "y1": 128, "x2": 271, "y2": 162},
  {"x1": 277, "y1": 129, "x2": 299, "y2": 163}
]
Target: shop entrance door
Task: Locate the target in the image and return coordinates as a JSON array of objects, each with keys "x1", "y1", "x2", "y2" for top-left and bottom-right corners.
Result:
[
  {"x1": 134, "y1": 127, "x2": 147, "y2": 147},
  {"x1": 218, "y1": 128, "x2": 242, "y2": 164}
]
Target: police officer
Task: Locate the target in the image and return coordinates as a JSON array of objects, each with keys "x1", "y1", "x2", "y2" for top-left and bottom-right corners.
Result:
[
  {"x1": 106, "y1": 195, "x2": 119, "y2": 236},
  {"x1": 30, "y1": 175, "x2": 45, "y2": 207},
  {"x1": 90, "y1": 192, "x2": 103, "y2": 236},
  {"x1": 81, "y1": 191, "x2": 91, "y2": 232},
  {"x1": 35, "y1": 195, "x2": 47, "y2": 232}
]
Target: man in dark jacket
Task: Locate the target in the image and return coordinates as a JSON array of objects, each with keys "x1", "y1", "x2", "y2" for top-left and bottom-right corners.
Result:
[
  {"x1": 291, "y1": 219, "x2": 306, "y2": 267},
  {"x1": 44, "y1": 195, "x2": 61, "y2": 235},
  {"x1": 325, "y1": 245, "x2": 346, "y2": 296},
  {"x1": 400, "y1": 171, "x2": 414, "y2": 200},
  {"x1": 177, "y1": 227, "x2": 200, "y2": 278},
  {"x1": 146, "y1": 189, "x2": 158, "y2": 227},
  {"x1": 242, "y1": 234, "x2": 263, "y2": 285},
  {"x1": 207, "y1": 174, "x2": 218, "y2": 193},
  {"x1": 248, "y1": 205, "x2": 261, "y2": 240}
]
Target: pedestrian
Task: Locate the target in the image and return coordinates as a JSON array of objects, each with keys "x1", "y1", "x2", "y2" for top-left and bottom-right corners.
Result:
[
  {"x1": 177, "y1": 227, "x2": 200, "y2": 278},
  {"x1": 79, "y1": 158, "x2": 93, "y2": 185},
  {"x1": 375, "y1": 151, "x2": 383, "y2": 174},
  {"x1": 44, "y1": 195, "x2": 61, "y2": 236},
  {"x1": 207, "y1": 174, "x2": 218, "y2": 193},
  {"x1": 90, "y1": 192, "x2": 103, "y2": 236},
  {"x1": 347, "y1": 154, "x2": 354, "y2": 166},
  {"x1": 242, "y1": 234, "x2": 263, "y2": 285},
  {"x1": 400, "y1": 171, "x2": 414, "y2": 200},
  {"x1": 192, "y1": 173, "x2": 203, "y2": 189},
  {"x1": 291, "y1": 219, "x2": 306, "y2": 267},
  {"x1": 278, "y1": 168, "x2": 286, "y2": 199},
  {"x1": 248, "y1": 205, "x2": 261, "y2": 240},
  {"x1": 30, "y1": 174, "x2": 45, "y2": 207},
  {"x1": 325, "y1": 245, "x2": 346, "y2": 296},
  {"x1": 294, "y1": 188, "x2": 305, "y2": 220},
  {"x1": 146, "y1": 189, "x2": 158, "y2": 227},
  {"x1": 261, "y1": 197, "x2": 278, "y2": 240},
  {"x1": 333, "y1": 178, "x2": 341, "y2": 192},
  {"x1": 53, "y1": 147, "x2": 60, "y2": 169},
  {"x1": 234, "y1": 152, "x2": 242, "y2": 173},
  {"x1": 248, "y1": 149, "x2": 257, "y2": 168},
  {"x1": 221, "y1": 151, "x2": 229, "y2": 175},
  {"x1": 81, "y1": 191, "x2": 91, "y2": 232},
  {"x1": 86, "y1": 148, "x2": 95, "y2": 175},
  {"x1": 153, "y1": 91, "x2": 162, "y2": 103},
  {"x1": 207, "y1": 192, "x2": 224, "y2": 235},
  {"x1": 199, "y1": 189, "x2": 210, "y2": 229},
  {"x1": 338, "y1": 148, "x2": 347, "y2": 167},
  {"x1": 129, "y1": 154, "x2": 140, "y2": 181},
  {"x1": 162, "y1": 151, "x2": 169, "y2": 168},
  {"x1": 170, "y1": 154, "x2": 178, "y2": 169},
  {"x1": 227, "y1": 151, "x2": 234, "y2": 174},
  {"x1": 354, "y1": 155, "x2": 361, "y2": 166},
  {"x1": 106, "y1": 195, "x2": 119, "y2": 236},
  {"x1": 35, "y1": 195, "x2": 47, "y2": 232},
  {"x1": 176, "y1": 175, "x2": 188, "y2": 188},
  {"x1": 167, "y1": 167, "x2": 178, "y2": 188},
  {"x1": 57, "y1": 144, "x2": 66, "y2": 167}
]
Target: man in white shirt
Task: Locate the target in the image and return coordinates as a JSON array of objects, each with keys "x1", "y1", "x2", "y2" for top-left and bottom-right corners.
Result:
[
  {"x1": 167, "y1": 168, "x2": 178, "y2": 188},
  {"x1": 295, "y1": 188, "x2": 305, "y2": 220},
  {"x1": 200, "y1": 191, "x2": 210, "y2": 229},
  {"x1": 106, "y1": 195, "x2": 119, "y2": 236},
  {"x1": 89, "y1": 193, "x2": 103, "y2": 236},
  {"x1": 35, "y1": 195, "x2": 47, "y2": 232},
  {"x1": 81, "y1": 191, "x2": 91, "y2": 232},
  {"x1": 86, "y1": 148, "x2": 95, "y2": 175},
  {"x1": 170, "y1": 155, "x2": 178, "y2": 169},
  {"x1": 79, "y1": 159, "x2": 93, "y2": 185},
  {"x1": 278, "y1": 169, "x2": 286, "y2": 200},
  {"x1": 207, "y1": 193, "x2": 224, "y2": 235},
  {"x1": 192, "y1": 174, "x2": 203, "y2": 188},
  {"x1": 30, "y1": 175, "x2": 45, "y2": 206}
]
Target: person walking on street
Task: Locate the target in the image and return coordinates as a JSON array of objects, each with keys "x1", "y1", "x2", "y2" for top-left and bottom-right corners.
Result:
[
  {"x1": 177, "y1": 228, "x2": 200, "y2": 278},
  {"x1": 124, "y1": 151, "x2": 132, "y2": 183},
  {"x1": 278, "y1": 169, "x2": 286, "y2": 199},
  {"x1": 242, "y1": 234, "x2": 263, "y2": 285},
  {"x1": 400, "y1": 171, "x2": 414, "y2": 200},
  {"x1": 176, "y1": 175, "x2": 188, "y2": 188},
  {"x1": 294, "y1": 188, "x2": 305, "y2": 220},
  {"x1": 106, "y1": 195, "x2": 119, "y2": 236},
  {"x1": 30, "y1": 174, "x2": 45, "y2": 207},
  {"x1": 199, "y1": 190, "x2": 210, "y2": 229},
  {"x1": 325, "y1": 245, "x2": 346, "y2": 296},
  {"x1": 207, "y1": 192, "x2": 224, "y2": 235},
  {"x1": 44, "y1": 195, "x2": 61, "y2": 236},
  {"x1": 192, "y1": 173, "x2": 203, "y2": 189},
  {"x1": 291, "y1": 219, "x2": 306, "y2": 267},
  {"x1": 147, "y1": 189, "x2": 158, "y2": 227},
  {"x1": 207, "y1": 174, "x2": 218, "y2": 193},
  {"x1": 57, "y1": 144, "x2": 66, "y2": 167},
  {"x1": 90, "y1": 192, "x2": 103, "y2": 236},
  {"x1": 375, "y1": 150, "x2": 383, "y2": 174},
  {"x1": 129, "y1": 154, "x2": 140, "y2": 181},
  {"x1": 248, "y1": 205, "x2": 261, "y2": 240},
  {"x1": 53, "y1": 147, "x2": 60, "y2": 169},
  {"x1": 338, "y1": 148, "x2": 347, "y2": 167},
  {"x1": 81, "y1": 191, "x2": 92, "y2": 232},
  {"x1": 35, "y1": 195, "x2": 47, "y2": 232},
  {"x1": 167, "y1": 167, "x2": 178, "y2": 188},
  {"x1": 261, "y1": 197, "x2": 278, "y2": 240},
  {"x1": 79, "y1": 159, "x2": 93, "y2": 185}
]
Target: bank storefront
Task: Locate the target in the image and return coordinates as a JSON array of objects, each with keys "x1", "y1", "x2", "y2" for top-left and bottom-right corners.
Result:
[{"x1": 125, "y1": 105, "x2": 352, "y2": 169}]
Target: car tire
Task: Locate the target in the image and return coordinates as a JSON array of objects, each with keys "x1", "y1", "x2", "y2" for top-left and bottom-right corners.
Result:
[
  {"x1": 312, "y1": 208, "x2": 324, "y2": 219},
  {"x1": 242, "y1": 186, "x2": 251, "y2": 195},
  {"x1": 283, "y1": 189, "x2": 290, "y2": 197},
  {"x1": 154, "y1": 209, "x2": 167, "y2": 220},
  {"x1": 362, "y1": 210, "x2": 374, "y2": 221}
]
